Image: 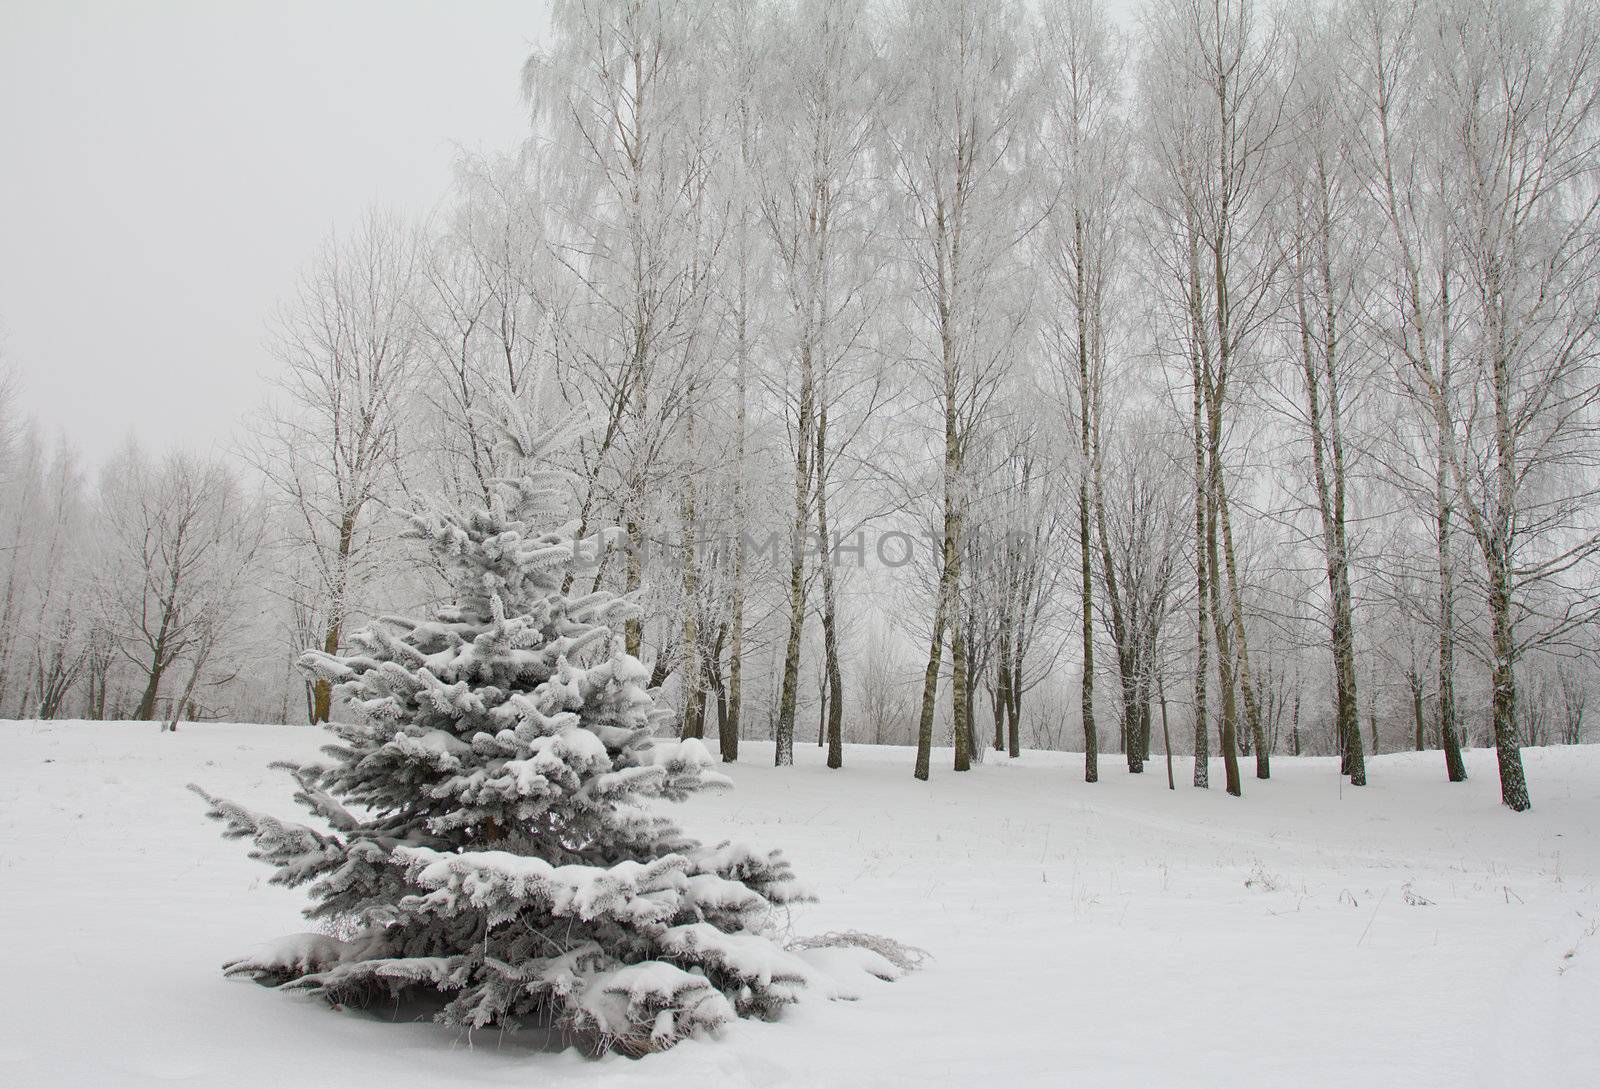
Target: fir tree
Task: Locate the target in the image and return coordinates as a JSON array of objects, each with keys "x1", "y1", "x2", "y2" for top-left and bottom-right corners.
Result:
[{"x1": 192, "y1": 401, "x2": 883, "y2": 1054}]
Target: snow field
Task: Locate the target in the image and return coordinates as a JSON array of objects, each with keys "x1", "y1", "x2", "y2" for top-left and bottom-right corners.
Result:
[{"x1": 2, "y1": 721, "x2": 1596, "y2": 1088}]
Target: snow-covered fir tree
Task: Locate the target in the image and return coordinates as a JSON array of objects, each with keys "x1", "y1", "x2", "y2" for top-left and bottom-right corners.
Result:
[{"x1": 192, "y1": 400, "x2": 897, "y2": 1054}]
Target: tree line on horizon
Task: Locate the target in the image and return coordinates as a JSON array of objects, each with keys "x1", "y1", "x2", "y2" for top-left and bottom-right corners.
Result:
[{"x1": 1, "y1": 0, "x2": 1597, "y2": 811}]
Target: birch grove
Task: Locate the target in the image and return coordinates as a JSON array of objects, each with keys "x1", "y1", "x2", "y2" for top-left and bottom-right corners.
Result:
[{"x1": 4, "y1": 0, "x2": 1598, "y2": 815}]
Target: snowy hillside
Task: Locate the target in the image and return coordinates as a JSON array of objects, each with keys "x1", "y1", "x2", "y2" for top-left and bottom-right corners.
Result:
[{"x1": 3, "y1": 721, "x2": 1597, "y2": 1089}]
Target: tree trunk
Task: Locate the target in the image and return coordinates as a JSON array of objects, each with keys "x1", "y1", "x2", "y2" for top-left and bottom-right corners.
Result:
[
  {"x1": 774, "y1": 349, "x2": 816, "y2": 768},
  {"x1": 623, "y1": 510, "x2": 643, "y2": 658},
  {"x1": 952, "y1": 605, "x2": 972, "y2": 773},
  {"x1": 1205, "y1": 452, "x2": 1242, "y2": 797},
  {"x1": 1436, "y1": 454, "x2": 1467, "y2": 782},
  {"x1": 1158, "y1": 670, "x2": 1175, "y2": 791},
  {"x1": 1410, "y1": 669, "x2": 1426, "y2": 752},
  {"x1": 724, "y1": 580, "x2": 743, "y2": 762},
  {"x1": 994, "y1": 613, "x2": 1013, "y2": 752},
  {"x1": 163, "y1": 638, "x2": 213, "y2": 733},
  {"x1": 679, "y1": 420, "x2": 705, "y2": 742},
  {"x1": 1007, "y1": 559, "x2": 1027, "y2": 760},
  {"x1": 1092, "y1": 471, "x2": 1141, "y2": 776},
  {"x1": 1008, "y1": 668, "x2": 1023, "y2": 759},
  {"x1": 1079, "y1": 480, "x2": 1097, "y2": 783},
  {"x1": 1214, "y1": 472, "x2": 1268, "y2": 779},
  {"x1": 312, "y1": 510, "x2": 359, "y2": 725},
  {"x1": 135, "y1": 550, "x2": 189, "y2": 721},
  {"x1": 1191, "y1": 342, "x2": 1211, "y2": 790},
  {"x1": 1073, "y1": 209, "x2": 1099, "y2": 786},
  {"x1": 913, "y1": 590, "x2": 947, "y2": 782},
  {"x1": 916, "y1": 270, "x2": 965, "y2": 780},
  {"x1": 817, "y1": 680, "x2": 828, "y2": 747},
  {"x1": 816, "y1": 404, "x2": 844, "y2": 770},
  {"x1": 1292, "y1": 165, "x2": 1363, "y2": 787},
  {"x1": 990, "y1": 677, "x2": 1005, "y2": 753},
  {"x1": 134, "y1": 626, "x2": 173, "y2": 721},
  {"x1": 1488, "y1": 553, "x2": 1530, "y2": 810}
]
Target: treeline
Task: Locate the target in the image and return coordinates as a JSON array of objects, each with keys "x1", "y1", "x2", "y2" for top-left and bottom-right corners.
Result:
[
  {"x1": 0, "y1": 399, "x2": 277, "y2": 725},
  {"x1": 3, "y1": 0, "x2": 1597, "y2": 812}
]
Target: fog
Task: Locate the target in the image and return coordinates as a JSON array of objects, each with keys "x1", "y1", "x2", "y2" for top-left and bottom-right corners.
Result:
[{"x1": 0, "y1": 0, "x2": 549, "y2": 463}]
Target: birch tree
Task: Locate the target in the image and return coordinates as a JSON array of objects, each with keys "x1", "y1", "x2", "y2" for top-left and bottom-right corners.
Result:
[
  {"x1": 1141, "y1": 0, "x2": 1286, "y2": 794},
  {"x1": 251, "y1": 212, "x2": 424, "y2": 723},
  {"x1": 526, "y1": 0, "x2": 721, "y2": 660},
  {"x1": 1095, "y1": 419, "x2": 1188, "y2": 775},
  {"x1": 752, "y1": 0, "x2": 886, "y2": 767},
  {"x1": 887, "y1": 0, "x2": 1032, "y2": 780},
  {"x1": 419, "y1": 153, "x2": 550, "y2": 506},
  {"x1": 98, "y1": 447, "x2": 260, "y2": 723},
  {"x1": 1039, "y1": 0, "x2": 1125, "y2": 782},
  {"x1": 707, "y1": 0, "x2": 770, "y2": 763},
  {"x1": 1350, "y1": 0, "x2": 1472, "y2": 784},
  {"x1": 22, "y1": 441, "x2": 90, "y2": 719},
  {"x1": 1359, "y1": 0, "x2": 1600, "y2": 810},
  {"x1": 1278, "y1": 5, "x2": 1369, "y2": 788}
]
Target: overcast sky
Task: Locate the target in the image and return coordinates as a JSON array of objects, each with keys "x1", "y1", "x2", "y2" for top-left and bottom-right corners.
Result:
[{"x1": 0, "y1": 0, "x2": 551, "y2": 466}]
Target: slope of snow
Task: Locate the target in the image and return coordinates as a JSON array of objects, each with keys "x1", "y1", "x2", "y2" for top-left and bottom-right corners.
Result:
[{"x1": 2, "y1": 721, "x2": 1597, "y2": 1088}]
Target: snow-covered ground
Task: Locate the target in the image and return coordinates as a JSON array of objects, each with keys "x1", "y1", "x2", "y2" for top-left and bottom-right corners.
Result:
[{"x1": 2, "y1": 721, "x2": 1597, "y2": 1088}]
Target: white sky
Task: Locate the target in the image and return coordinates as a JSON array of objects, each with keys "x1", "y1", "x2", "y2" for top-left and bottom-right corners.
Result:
[
  {"x1": 0, "y1": 1, "x2": 1147, "y2": 469},
  {"x1": 0, "y1": 0, "x2": 550, "y2": 465}
]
